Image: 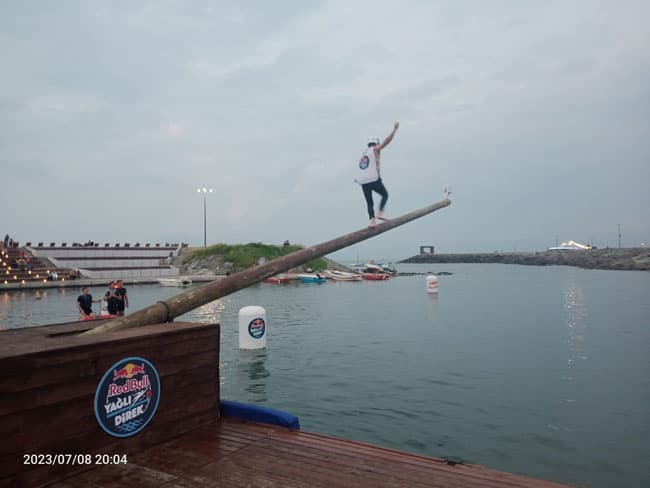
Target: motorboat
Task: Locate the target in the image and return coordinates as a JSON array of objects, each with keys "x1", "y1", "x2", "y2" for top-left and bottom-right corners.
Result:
[
  {"x1": 157, "y1": 277, "x2": 193, "y2": 287},
  {"x1": 548, "y1": 240, "x2": 592, "y2": 251},
  {"x1": 377, "y1": 263, "x2": 397, "y2": 275},
  {"x1": 263, "y1": 274, "x2": 292, "y2": 284},
  {"x1": 298, "y1": 274, "x2": 328, "y2": 283},
  {"x1": 322, "y1": 270, "x2": 362, "y2": 281},
  {"x1": 353, "y1": 263, "x2": 396, "y2": 275},
  {"x1": 357, "y1": 263, "x2": 393, "y2": 280},
  {"x1": 363, "y1": 272, "x2": 390, "y2": 281}
]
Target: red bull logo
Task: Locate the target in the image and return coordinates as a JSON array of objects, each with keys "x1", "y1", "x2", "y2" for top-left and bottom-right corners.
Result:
[
  {"x1": 113, "y1": 362, "x2": 146, "y2": 380},
  {"x1": 359, "y1": 155, "x2": 370, "y2": 169},
  {"x1": 95, "y1": 357, "x2": 160, "y2": 438},
  {"x1": 248, "y1": 317, "x2": 265, "y2": 339},
  {"x1": 108, "y1": 375, "x2": 150, "y2": 397}
]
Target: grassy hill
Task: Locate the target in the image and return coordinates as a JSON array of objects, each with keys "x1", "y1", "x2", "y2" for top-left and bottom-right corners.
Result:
[{"x1": 184, "y1": 242, "x2": 328, "y2": 272}]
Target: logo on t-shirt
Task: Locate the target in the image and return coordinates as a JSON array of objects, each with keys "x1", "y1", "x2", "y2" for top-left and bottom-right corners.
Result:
[{"x1": 359, "y1": 155, "x2": 370, "y2": 170}]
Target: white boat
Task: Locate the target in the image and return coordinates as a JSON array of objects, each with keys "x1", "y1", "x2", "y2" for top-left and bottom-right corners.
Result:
[
  {"x1": 322, "y1": 270, "x2": 363, "y2": 281},
  {"x1": 376, "y1": 263, "x2": 397, "y2": 275},
  {"x1": 157, "y1": 277, "x2": 193, "y2": 287},
  {"x1": 548, "y1": 240, "x2": 592, "y2": 251}
]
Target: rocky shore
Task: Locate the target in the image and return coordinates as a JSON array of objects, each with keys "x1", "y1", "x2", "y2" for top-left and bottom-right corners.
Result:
[{"x1": 400, "y1": 248, "x2": 650, "y2": 271}]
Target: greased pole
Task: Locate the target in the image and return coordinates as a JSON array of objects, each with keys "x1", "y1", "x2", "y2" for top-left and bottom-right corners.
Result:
[{"x1": 84, "y1": 198, "x2": 451, "y2": 335}]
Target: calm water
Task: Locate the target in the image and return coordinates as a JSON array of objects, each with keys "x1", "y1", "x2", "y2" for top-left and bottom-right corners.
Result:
[{"x1": 1, "y1": 263, "x2": 649, "y2": 488}]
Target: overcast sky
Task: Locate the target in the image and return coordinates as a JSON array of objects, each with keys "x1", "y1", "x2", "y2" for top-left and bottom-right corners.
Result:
[{"x1": 1, "y1": 1, "x2": 648, "y2": 261}]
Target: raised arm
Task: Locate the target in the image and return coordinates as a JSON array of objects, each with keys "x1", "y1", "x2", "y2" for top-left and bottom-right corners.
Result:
[{"x1": 376, "y1": 122, "x2": 399, "y2": 152}]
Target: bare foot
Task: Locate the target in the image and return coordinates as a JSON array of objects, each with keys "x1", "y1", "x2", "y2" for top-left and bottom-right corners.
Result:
[
  {"x1": 377, "y1": 212, "x2": 389, "y2": 221},
  {"x1": 368, "y1": 218, "x2": 376, "y2": 227}
]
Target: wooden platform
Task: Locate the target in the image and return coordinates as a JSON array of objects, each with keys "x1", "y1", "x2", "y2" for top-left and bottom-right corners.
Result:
[
  {"x1": 0, "y1": 320, "x2": 220, "y2": 488},
  {"x1": 49, "y1": 416, "x2": 574, "y2": 488},
  {"x1": 1, "y1": 309, "x2": 574, "y2": 488}
]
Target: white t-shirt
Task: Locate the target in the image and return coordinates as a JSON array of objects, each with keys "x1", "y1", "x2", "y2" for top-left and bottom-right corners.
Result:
[{"x1": 355, "y1": 147, "x2": 380, "y2": 184}]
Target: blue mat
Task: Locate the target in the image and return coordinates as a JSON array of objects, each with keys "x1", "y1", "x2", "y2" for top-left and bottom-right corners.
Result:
[{"x1": 220, "y1": 400, "x2": 300, "y2": 430}]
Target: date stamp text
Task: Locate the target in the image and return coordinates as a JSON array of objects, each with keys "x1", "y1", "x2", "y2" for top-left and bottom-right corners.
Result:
[{"x1": 23, "y1": 453, "x2": 128, "y2": 465}]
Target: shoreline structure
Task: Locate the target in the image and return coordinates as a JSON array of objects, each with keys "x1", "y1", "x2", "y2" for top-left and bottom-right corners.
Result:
[
  {"x1": 400, "y1": 247, "x2": 649, "y2": 271},
  {"x1": 1, "y1": 247, "x2": 647, "y2": 292}
]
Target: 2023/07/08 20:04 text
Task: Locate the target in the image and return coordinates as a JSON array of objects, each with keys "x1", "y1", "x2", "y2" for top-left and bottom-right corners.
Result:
[{"x1": 23, "y1": 453, "x2": 128, "y2": 465}]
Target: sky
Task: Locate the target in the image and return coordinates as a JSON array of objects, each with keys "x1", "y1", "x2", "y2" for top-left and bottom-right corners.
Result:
[{"x1": 1, "y1": 1, "x2": 648, "y2": 262}]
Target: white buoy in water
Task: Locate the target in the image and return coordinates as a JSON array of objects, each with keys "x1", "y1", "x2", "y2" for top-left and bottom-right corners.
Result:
[
  {"x1": 426, "y1": 275, "x2": 439, "y2": 294},
  {"x1": 239, "y1": 306, "x2": 267, "y2": 349}
]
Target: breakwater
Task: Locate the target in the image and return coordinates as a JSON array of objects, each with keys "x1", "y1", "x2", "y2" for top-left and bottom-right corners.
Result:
[{"x1": 400, "y1": 247, "x2": 650, "y2": 271}]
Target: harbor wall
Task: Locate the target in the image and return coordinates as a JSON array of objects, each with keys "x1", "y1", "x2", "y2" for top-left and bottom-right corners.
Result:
[{"x1": 400, "y1": 247, "x2": 650, "y2": 271}]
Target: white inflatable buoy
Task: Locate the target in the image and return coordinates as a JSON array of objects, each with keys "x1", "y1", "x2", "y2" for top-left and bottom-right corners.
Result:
[
  {"x1": 239, "y1": 306, "x2": 267, "y2": 349},
  {"x1": 426, "y1": 275, "x2": 439, "y2": 294}
]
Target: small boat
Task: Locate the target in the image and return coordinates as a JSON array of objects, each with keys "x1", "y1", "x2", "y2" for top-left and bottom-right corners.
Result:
[
  {"x1": 79, "y1": 314, "x2": 116, "y2": 321},
  {"x1": 322, "y1": 270, "x2": 362, "y2": 281},
  {"x1": 353, "y1": 263, "x2": 396, "y2": 275},
  {"x1": 363, "y1": 272, "x2": 390, "y2": 281},
  {"x1": 365, "y1": 263, "x2": 393, "y2": 274},
  {"x1": 263, "y1": 275, "x2": 292, "y2": 284},
  {"x1": 356, "y1": 263, "x2": 392, "y2": 280},
  {"x1": 376, "y1": 263, "x2": 397, "y2": 275},
  {"x1": 298, "y1": 274, "x2": 328, "y2": 283},
  {"x1": 90, "y1": 307, "x2": 119, "y2": 320},
  {"x1": 157, "y1": 277, "x2": 193, "y2": 287}
]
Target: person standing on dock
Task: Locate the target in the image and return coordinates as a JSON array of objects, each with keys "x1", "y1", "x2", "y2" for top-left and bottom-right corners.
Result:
[
  {"x1": 355, "y1": 121, "x2": 399, "y2": 227},
  {"x1": 77, "y1": 287, "x2": 101, "y2": 319},
  {"x1": 104, "y1": 281, "x2": 119, "y2": 316},
  {"x1": 115, "y1": 280, "x2": 128, "y2": 316}
]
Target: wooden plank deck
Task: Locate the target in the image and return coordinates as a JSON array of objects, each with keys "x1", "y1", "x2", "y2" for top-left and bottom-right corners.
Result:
[
  {"x1": 49, "y1": 416, "x2": 575, "y2": 488},
  {"x1": 1, "y1": 318, "x2": 575, "y2": 488}
]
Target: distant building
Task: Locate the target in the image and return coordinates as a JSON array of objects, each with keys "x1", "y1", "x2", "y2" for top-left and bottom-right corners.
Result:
[{"x1": 420, "y1": 245, "x2": 434, "y2": 254}]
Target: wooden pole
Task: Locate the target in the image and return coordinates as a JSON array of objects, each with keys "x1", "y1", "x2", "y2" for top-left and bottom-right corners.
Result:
[{"x1": 84, "y1": 198, "x2": 451, "y2": 335}]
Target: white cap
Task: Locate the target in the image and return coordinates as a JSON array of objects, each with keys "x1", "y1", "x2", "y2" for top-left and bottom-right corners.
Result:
[{"x1": 367, "y1": 136, "x2": 380, "y2": 145}]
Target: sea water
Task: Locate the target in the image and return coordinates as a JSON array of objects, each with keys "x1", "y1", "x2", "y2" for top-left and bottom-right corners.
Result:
[{"x1": 1, "y1": 263, "x2": 648, "y2": 488}]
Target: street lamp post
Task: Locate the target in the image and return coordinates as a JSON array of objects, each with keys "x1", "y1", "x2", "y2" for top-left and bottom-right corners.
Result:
[{"x1": 197, "y1": 188, "x2": 213, "y2": 247}]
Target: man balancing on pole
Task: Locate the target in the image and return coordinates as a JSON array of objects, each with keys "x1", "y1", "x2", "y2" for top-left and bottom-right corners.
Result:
[{"x1": 355, "y1": 121, "x2": 399, "y2": 227}]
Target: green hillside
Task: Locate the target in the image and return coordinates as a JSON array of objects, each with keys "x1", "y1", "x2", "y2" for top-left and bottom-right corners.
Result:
[{"x1": 186, "y1": 242, "x2": 327, "y2": 271}]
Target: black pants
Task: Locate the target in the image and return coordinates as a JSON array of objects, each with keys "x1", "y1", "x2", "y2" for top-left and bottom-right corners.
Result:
[
  {"x1": 361, "y1": 179, "x2": 388, "y2": 219},
  {"x1": 107, "y1": 298, "x2": 119, "y2": 315}
]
